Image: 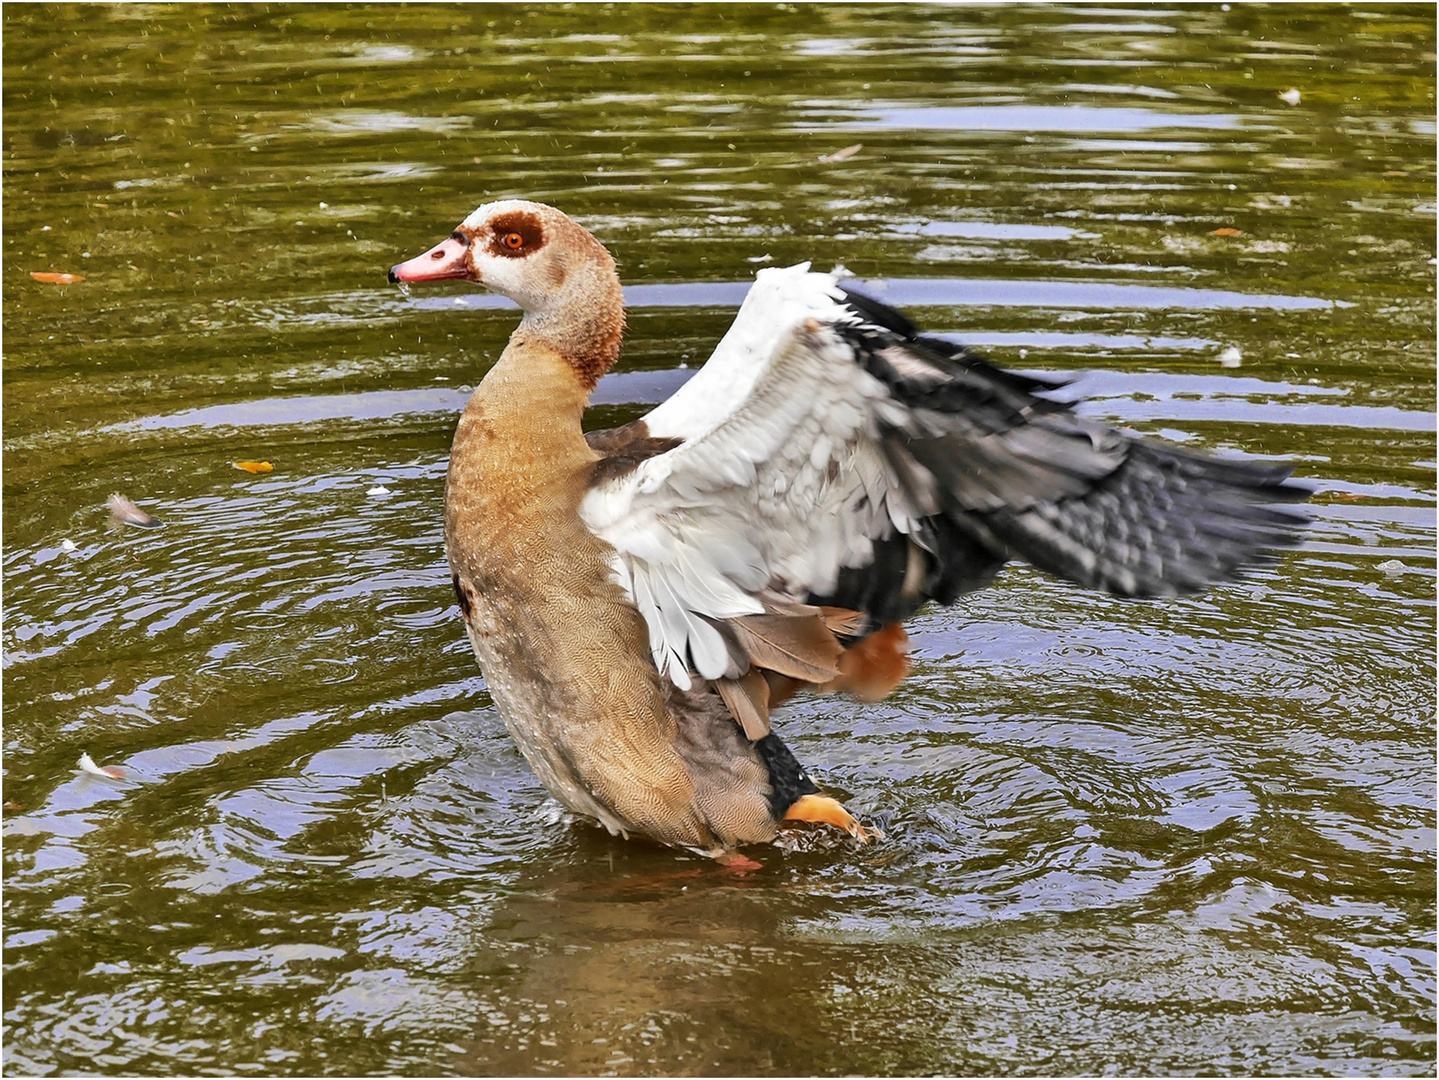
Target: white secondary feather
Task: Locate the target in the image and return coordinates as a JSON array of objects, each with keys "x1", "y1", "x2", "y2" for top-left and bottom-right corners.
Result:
[{"x1": 580, "y1": 264, "x2": 928, "y2": 688}]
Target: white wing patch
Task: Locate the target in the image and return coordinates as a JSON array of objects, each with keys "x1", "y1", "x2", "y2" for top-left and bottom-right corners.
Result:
[{"x1": 580, "y1": 265, "x2": 928, "y2": 689}]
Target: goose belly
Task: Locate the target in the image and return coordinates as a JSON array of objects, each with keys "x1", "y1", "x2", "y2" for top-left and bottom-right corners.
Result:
[
  {"x1": 456, "y1": 580, "x2": 641, "y2": 836},
  {"x1": 451, "y1": 542, "x2": 743, "y2": 851}
]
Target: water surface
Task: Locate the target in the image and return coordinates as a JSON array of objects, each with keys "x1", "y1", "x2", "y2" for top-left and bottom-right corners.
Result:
[{"x1": 3, "y1": 4, "x2": 1435, "y2": 1076}]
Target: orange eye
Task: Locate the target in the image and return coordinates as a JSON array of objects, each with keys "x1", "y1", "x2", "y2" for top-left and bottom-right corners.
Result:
[{"x1": 502, "y1": 232, "x2": 524, "y2": 250}]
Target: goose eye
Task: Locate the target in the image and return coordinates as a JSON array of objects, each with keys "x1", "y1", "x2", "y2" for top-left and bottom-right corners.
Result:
[{"x1": 502, "y1": 232, "x2": 524, "y2": 250}]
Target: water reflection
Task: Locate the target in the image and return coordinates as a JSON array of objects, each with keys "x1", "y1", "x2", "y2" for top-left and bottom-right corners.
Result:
[
  {"x1": 3, "y1": 2, "x2": 1434, "y2": 1075},
  {"x1": 291, "y1": 111, "x2": 474, "y2": 137},
  {"x1": 104, "y1": 362, "x2": 1431, "y2": 437},
  {"x1": 840, "y1": 103, "x2": 1244, "y2": 132},
  {"x1": 895, "y1": 220, "x2": 1098, "y2": 240}
]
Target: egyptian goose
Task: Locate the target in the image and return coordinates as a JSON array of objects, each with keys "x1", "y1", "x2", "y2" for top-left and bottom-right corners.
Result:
[{"x1": 389, "y1": 200, "x2": 1307, "y2": 862}]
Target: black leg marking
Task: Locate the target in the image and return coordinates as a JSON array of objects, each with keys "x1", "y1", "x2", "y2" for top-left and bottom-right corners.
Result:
[{"x1": 753, "y1": 732, "x2": 820, "y2": 819}]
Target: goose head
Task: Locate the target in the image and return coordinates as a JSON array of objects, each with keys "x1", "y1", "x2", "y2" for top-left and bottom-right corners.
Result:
[{"x1": 389, "y1": 200, "x2": 625, "y2": 387}]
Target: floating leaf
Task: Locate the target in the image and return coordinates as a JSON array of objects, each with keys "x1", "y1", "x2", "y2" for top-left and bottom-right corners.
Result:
[
  {"x1": 1211, "y1": 227, "x2": 1242, "y2": 237},
  {"x1": 233, "y1": 460, "x2": 274, "y2": 474},
  {"x1": 106, "y1": 493, "x2": 162, "y2": 530},
  {"x1": 818, "y1": 143, "x2": 863, "y2": 163},
  {"x1": 78, "y1": 752, "x2": 125, "y2": 780},
  {"x1": 30, "y1": 271, "x2": 85, "y2": 284}
]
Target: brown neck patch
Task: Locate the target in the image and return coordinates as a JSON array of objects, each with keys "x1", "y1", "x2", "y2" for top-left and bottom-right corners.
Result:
[{"x1": 564, "y1": 305, "x2": 625, "y2": 390}]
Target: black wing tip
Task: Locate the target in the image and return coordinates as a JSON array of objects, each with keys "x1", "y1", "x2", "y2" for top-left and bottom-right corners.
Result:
[
  {"x1": 835, "y1": 286, "x2": 1076, "y2": 407},
  {"x1": 1131, "y1": 440, "x2": 1314, "y2": 499},
  {"x1": 1270, "y1": 478, "x2": 1316, "y2": 504},
  {"x1": 836, "y1": 282, "x2": 918, "y2": 338},
  {"x1": 830, "y1": 280, "x2": 1316, "y2": 607}
]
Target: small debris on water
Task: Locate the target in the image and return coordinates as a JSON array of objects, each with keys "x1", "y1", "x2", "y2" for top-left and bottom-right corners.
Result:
[
  {"x1": 818, "y1": 143, "x2": 863, "y2": 163},
  {"x1": 1218, "y1": 346, "x2": 1243, "y2": 369},
  {"x1": 31, "y1": 271, "x2": 85, "y2": 284},
  {"x1": 106, "y1": 493, "x2": 162, "y2": 531},
  {"x1": 1250, "y1": 194, "x2": 1292, "y2": 210},
  {"x1": 78, "y1": 752, "x2": 125, "y2": 780},
  {"x1": 1211, "y1": 227, "x2": 1242, "y2": 237},
  {"x1": 1279, "y1": 88, "x2": 1302, "y2": 106},
  {"x1": 61, "y1": 538, "x2": 77, "y2": 552},
  {"x1": 1377, "y1": 559, "x2": 1410, "y2": 576},
  {"x1": 232, "y1": 460, "x2": 274, "y2": 474},
  {"x1": 367, "y1": 485, "x2": 392, "y2": 496}
]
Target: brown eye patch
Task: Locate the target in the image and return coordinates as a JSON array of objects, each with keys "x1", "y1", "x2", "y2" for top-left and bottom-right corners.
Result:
[{"x1": 488, "y1": 209, "x2": 545, "y2": 258}]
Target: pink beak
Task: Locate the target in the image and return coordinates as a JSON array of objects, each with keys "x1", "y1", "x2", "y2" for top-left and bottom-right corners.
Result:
[{"x1": 388, "y1": 235, "x2": 471, "y2": 283}]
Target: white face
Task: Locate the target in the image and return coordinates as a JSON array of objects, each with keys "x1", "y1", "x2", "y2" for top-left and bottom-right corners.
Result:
[{"x1": 389, "y1": 199, "x2": 563, "y2": 315}]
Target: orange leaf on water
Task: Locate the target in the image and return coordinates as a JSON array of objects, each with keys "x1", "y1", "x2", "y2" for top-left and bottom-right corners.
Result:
[
  {"x1": 233, "y1": 461, "x2": 274, "y2": 474},
  {"x1": 1211, "y1": 227, "x2": 1243, "y2": 237},
  {"x1": 31, "y1": 271, "x2": 85, "y2": 284}
]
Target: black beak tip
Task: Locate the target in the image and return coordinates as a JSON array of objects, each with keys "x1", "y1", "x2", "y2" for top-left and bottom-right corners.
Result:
[{"x1": 387, "y1": 266, "x2": 401, "y2": 284}]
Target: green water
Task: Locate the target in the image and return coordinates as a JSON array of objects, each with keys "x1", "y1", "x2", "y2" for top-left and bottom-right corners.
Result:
[{"x1": 3, "y1": 4, "x2": 1434, "y2": 1075}]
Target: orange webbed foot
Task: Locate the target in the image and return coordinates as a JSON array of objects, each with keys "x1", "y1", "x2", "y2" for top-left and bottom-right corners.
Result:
[
  {"x1": 714, "y1": 851, "x2": 765, "y2": 874},
  {"x1": 782, "y1": 794, "x2": 884, "y2": 843}
]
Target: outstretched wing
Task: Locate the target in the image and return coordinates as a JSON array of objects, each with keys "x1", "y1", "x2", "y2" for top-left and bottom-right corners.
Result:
[
  {"x1": 581, "y1": 265, "x2": 913, "y2": 696},
  {"x1": 581, "y1": 263, "x2": 1308, "y2": 716}
]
